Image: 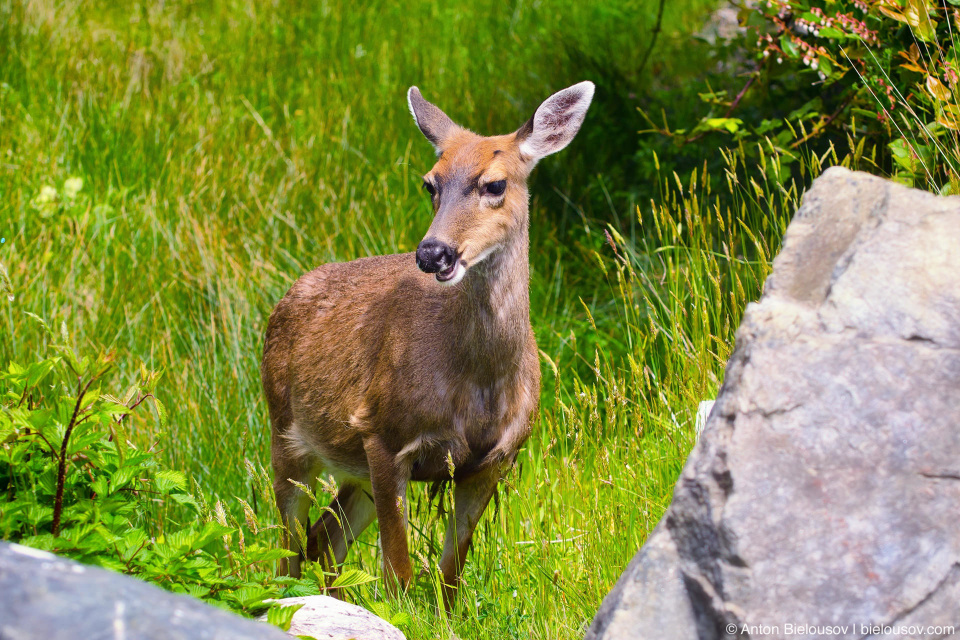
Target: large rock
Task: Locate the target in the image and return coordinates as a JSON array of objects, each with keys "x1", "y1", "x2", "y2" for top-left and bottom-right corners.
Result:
[
  {"x1": 586, "y1": 168, "x2": 960, "y2": 640},
  {"x1": 0, "y1": 541, "x2": 288, "y2": 640},
  {"x1": 264, "y1": 595, "x2": 406, "y2": 640}
]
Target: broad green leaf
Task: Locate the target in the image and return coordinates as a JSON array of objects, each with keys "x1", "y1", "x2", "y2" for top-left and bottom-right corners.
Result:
[
  {"x1": 165, "y1": 528, "x2": 199, "y2": 553},
  {"x1": 780, "y1": 35, "x2": 799, "y2": 58},
  {"x1": 366, "y1": 600, "x2": 392, "y2": 622},
  {"x1": 193, "y1": 520, "x2": 235, "y2": 549},
  {"x1": 169, "y1": 492, "x2": 201, "y2": 511},
  {"x1": 92, "y1": 476, "x2": 109, "y2": 497},
  {"x1": 25, "y1": 359, "x2": 57, "y2": 388},
  {"x1": 53, "y1": 344, "x2": 83, "y2": 377},
  {"x1": 79, "y1": 386, "x2": 101, "y2": 412},
  {"x1": 888, "y1": 138, "x2": 922, "y2": 172},
  {"x1": 25, "y1": 503, "x2": 53, "y2": 527},
  {"x1": 121, "y1": 528, "x2": 149, "y2": 559},
  {"x1": 281, "y1": 583, "x2": 320, "y2": 598},
  {"x1": 181, "y1": 556, "x2": 219, "y2": 571},
  {"x1": 151, "y1": 541, "x2": 178, "y2": 562},
  {"x1": 267, "y1": 602, "x2": 305, "y2": 632},
  {"x1": 390, "y1": 611, "x2": 412, "y2": 628},
  {"x1": 121, "y1": 384, "x2": 139, "y2": 406},
  {"x1": 110, "y1": 465, "x2": 139, "y2": 492},
  {"x1": 818, "y1": 56, "x2": 833, "y2": 77},
  {"x1": 37, "y1": 469, "x2": 57, "y2": 496},
  {"x1": 185, "y1": 584, "x2": 212, "y2": 599},
  {"x1": 703, "y1": 117, "x2": 743, "y2": 134},
  {"x1": 228, "y1": 585, "x2": 274, "y2": 608},
  {"x1": 329, "y1": 567, "x2": 379, "y2": 590},
  {"x1": 818, "y1": 26, "x2": 846, "y2": 40},
  {"x1": 0, "y1": 414, "x2": 14, "y2": 441},
  {"x1": 155, "y1": 469, "x2": 188, "y2": 493},
  {"x1": 152, "y1": 397, "x2": 167, "y2": 428},
  {"x1": 92, "y1": 524, "x2": 123, "y2": 546},
  {"x1": 244, "y1": 546, "x2": 298, "y2": 564}
]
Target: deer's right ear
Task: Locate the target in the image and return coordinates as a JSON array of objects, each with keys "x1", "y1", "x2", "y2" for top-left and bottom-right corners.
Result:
[{"x1": 408, "y1": 87, "x2": 457, "y2": 152}]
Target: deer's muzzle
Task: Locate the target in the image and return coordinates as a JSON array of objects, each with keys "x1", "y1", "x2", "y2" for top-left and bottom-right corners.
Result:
[
  {"x1": 416, "y1": 238, "x2": 466, "y2": 286},
  {"x1": 416, "y1": 238, "x2": 455, "y2": 274}
]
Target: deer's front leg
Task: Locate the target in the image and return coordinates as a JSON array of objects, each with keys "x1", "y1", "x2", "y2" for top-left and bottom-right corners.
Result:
[
  {"x1": 440, "y1": 462, "x2": 503, "y2": 611},
  {"x1": 363, "y1": 435, "x2": 413, "y2": 594}
]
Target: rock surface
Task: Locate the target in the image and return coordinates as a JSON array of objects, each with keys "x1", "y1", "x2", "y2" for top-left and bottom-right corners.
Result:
[
  {"x1": 0, "y1": 541, "x2": 289, "y2": 640},
  {"x1": 264, "y1": 595, "x2": 406, "y2": 640},
  {"x1": 586, "y1": 167, "x2": 960, "y2": 640}
]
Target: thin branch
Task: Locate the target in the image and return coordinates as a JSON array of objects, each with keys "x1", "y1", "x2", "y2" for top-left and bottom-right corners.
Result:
[
  {"x1": 52, "y1": 376, "x2": 97, "y2": 537},
  {"x1": 789, "y1": 94, "x2": 856, "y2": 149},
  {"x1": 683, "y1": 69, "x2": 760, "y2": 145},
  {"x1": 724, "y1": 71, "x2": 760, "y2": 119},
  {"x1": 32, "y1": 429, "x2": 60, "y2": 460},
  {"x1": 116, "y1": 392, "x2": 155, "y2": 424},
  {"x1": 637, "y1": 0, "x2": 666, "y2": 79},
  {"x1": 17, "y1": 384, "x2": 30, "y2": 408}
]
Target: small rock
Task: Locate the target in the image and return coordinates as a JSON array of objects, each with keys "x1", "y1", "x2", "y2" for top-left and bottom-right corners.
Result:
[{"x1": 265, "y1": 595, "x2": 406, "y2": 640}]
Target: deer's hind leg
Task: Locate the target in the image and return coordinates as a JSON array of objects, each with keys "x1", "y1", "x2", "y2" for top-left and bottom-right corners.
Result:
[
  {"x1": 307, "y1": 481, "x2": 377, "y2": 583},
  {"x1": 272, "y1": 445, "x2": 324, "y2": 579}
]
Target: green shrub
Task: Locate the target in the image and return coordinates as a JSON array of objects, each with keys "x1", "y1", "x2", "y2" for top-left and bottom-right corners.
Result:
[
  {"x1": 651, "y1": 1, "x2": 959, "y2": 194},
  {"x1": 753, "y1": 0, "x2": 959, "y2": 191},
  {"x1": 0, "y1": 318, "x2": 320, "y2": 615}
]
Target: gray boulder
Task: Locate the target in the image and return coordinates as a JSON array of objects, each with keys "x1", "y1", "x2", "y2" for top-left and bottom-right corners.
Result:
[
  {"x1": 264, "y1": 595, "x2": 406, "y2": 640},
  {"x1": 0, "y1": 541, "x2": 288, "y2": 640},
  {"x1": 586, "y1": 167, "x2": 960, "y2": 640}
]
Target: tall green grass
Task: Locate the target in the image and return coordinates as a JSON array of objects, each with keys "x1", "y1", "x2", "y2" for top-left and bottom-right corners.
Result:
[{"x1": 0, "y1": 2, "x2": 827, "y2": 638}]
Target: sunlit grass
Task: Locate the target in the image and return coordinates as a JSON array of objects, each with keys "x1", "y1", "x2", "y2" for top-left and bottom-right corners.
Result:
[{"x1": 0, "y1": 2, "x2": 819, "y2": 638}]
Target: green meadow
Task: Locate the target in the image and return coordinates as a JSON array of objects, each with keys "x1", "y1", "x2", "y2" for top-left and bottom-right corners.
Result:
[{"x1": 0, "y1": 1, "x2": 861, "y2": 638}]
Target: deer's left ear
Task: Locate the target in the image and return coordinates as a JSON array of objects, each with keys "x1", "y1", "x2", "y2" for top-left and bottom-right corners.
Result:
[{"x1": 516, "y1": 81, "x2": 594, "y2": 163}]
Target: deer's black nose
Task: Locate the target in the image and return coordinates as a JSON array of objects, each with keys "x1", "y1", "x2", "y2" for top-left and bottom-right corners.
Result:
[{"x1": 416, "y1": 238, "x2": 456, "y2": 274}]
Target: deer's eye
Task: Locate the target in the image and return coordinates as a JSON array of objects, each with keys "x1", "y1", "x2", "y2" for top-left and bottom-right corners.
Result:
[
  {"x1": 423, "y1": 181, "x2": 436, "y2": 197},
  {"x1": 485, "y1": 180, "x2": 506, "y2": 196}
]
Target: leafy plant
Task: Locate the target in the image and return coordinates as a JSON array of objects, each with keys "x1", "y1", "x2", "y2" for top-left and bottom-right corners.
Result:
[
  {"x1": 750, "y1": 0, "x2": 959, "y2": 191},
  {"x1": 0, "y1": 318, "x2": 319, "y2": 616},
  {"x1": 650, "y1": 0, "x2": 959, "y2": 194},
  {"x1": 265, "y1": 601, "x2": 305, "y2": 632}
]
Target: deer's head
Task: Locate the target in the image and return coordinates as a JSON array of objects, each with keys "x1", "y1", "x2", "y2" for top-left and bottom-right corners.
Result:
[{"x1": 408, "y1": 81, "x2": 594, "y2": 286}]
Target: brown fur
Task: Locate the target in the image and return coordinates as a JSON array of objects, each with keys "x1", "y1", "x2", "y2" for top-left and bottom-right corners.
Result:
[
  {"x1": 262, "y1": 132, "x2": 539, "y2": 605},
  {"x1": 262, "y1": 82, "x2": 591, "y2": 609}
]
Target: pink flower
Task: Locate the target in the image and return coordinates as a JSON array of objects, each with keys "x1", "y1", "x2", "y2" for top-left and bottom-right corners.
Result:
[{"x1": 945, "y1": 67, "x2": 959, "y2": 89}]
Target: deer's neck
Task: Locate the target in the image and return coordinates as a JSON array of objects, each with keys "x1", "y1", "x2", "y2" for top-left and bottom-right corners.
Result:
[{"x1": 450, "y1": 221, "x2": 531, "y2": 378}]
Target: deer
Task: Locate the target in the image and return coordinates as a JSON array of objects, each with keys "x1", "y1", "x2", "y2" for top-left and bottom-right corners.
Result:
[{"x1": 260, "y1": 80, "x2": 594, "y2": 609}]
